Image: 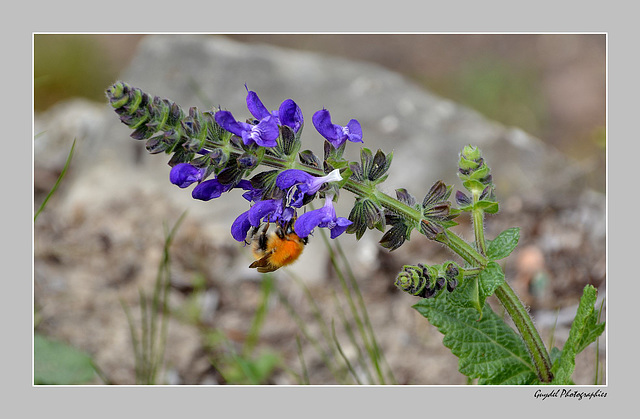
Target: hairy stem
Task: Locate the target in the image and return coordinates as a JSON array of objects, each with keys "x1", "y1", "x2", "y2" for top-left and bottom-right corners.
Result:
[
  {"x1": 494, "y1": 284, "x2": 554, "y2": 382},
  {"x1": 472, "y1": 192, "x2": 487, "y2": 256},
  {"x1": 465, "y1": 193, "x2": 553, "y2": 383}
]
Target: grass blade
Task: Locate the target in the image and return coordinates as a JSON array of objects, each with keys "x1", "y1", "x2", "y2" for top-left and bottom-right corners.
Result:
[{"x1": 34, "y1": 139, "x2": 76, "y2": 222}]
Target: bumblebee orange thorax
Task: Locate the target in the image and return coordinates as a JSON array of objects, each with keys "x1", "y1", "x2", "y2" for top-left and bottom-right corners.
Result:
[{"x1": 266, "y1": 233, "x2": 305, "y2": 267}]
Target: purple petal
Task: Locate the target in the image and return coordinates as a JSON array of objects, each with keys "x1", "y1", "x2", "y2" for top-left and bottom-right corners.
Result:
[
  {"x1": 215, "y1": 110, "x2": 250, "y2": 137},
  {"x1": 231, "y1": 211, "x2": 252, "y2": 242},
  {"x1": 243, "y1": 116, "x2": 279, "y2": 147},
  {"x1": 294, "y1": 207, "x2": 333, "y2": 238},
  {"x1": 170, "y1": 163, "x2": 203, "y2": 188},
  {"x1": 192, "y1": 179, "x2": 226, "y2": 201},
  {"x1": 279, "y1": 99, "x2": 304, "y2": 133},
  {"x1": 276, "y1": 169, "x2": 314, "y2": 190},
  {"x1": 312, "y1": 109, "x2": 340, "y2": 143},
  {"x1": 255, "y1": 116, "x2": 280, "y2": 147},
  {"x1": 236, "y1": 179, "x2": 253, "y2": 190},
  {"x1": 248, "y1": 199, "x2": 282, "y2": 226},
  {"x1": 246, "y1": 90, "x2": 271, "y2": 120},
  {"x1": 346, "y1": 119, "x2": 363, "y2": 143},
  {"x1": 329, "y1": 217, "x2": 353, "y2": 239}
]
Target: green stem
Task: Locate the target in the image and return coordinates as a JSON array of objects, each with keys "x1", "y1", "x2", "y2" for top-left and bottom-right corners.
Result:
[
  {"x1": 495, "y1": 284, "x2": 554, "y2": 382},
  {"x1": 467, "y1": 194, "x2": 553, "y2": 383},
  {"x1": 438, "y1": 231, "x2": 487, "y2": 268},
  {"x1": 472, "y1": 192, "x2": 487, "y2": 256},
  {"x1": 210, "y1": 138, "x2": 555, "y2": 382}
]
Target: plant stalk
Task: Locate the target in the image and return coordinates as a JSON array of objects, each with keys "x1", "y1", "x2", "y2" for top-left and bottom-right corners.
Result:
[
  {"x1": 494, "y1": 284, "x2": 554, "y2": 382},
  {"x1": 215, "y1": 137, "x2": 555, "y2": 381},
  {"x1": 466, "y1": 196, "x2": 553, "y2": 383}
]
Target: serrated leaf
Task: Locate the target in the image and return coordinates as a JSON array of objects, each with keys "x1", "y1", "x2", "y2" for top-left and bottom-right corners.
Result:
[
  {"x1": 448, "y1": 276, "x2": 483, "y2": 315},
  {"x1": 552, "y1": 285, "x2": 605, "y2": 384},
  {"x1": 487, "y1": 227, "x2": 520, "y2": 260},
  {"x1": 413, "y1": 295, "x2": 538, "y2": 385},
  {"x1": 34, "y1": 333, "x2": 96, "y2": 384}
]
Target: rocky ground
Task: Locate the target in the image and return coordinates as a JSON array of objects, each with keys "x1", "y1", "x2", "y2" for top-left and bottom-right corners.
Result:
[{"x1": 33, "y1": 35, "x2": 606, "y2": 385}]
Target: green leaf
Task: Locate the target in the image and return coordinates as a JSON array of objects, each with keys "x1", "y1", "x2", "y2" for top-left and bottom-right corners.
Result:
[
  {"x1": 462, "y1": 179, "x2": 485, "y2": 194},
  {"x1": 552, "y1": 285, "x2": 605, "y2": 384},
  {"x1": 478, "y1": 261, "x2": 506, "y2": 300},
  {"x1": 474, "y1": 200, "x2": 499, "y2": 214},
  {"x1": 487, "y1": 227, "x2": 520, "y2": 260},
  {"x1": 413, "y1": 294, "x2": 538, "y2": 385},
  {"x1": 448, "y1": 262, "x2": 504, "y2": 319},
  {"x1": 34, "y1": 333, "x2": 96, "y2": 384}
]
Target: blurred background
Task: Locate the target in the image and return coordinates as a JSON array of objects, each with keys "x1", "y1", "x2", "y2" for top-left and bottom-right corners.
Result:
[
  {"x1": 33, "y1": 34, "x2": 606, "y2": 386},
  {"x1": 34, "y1": 34, "x2": 606, "y2": 191}
]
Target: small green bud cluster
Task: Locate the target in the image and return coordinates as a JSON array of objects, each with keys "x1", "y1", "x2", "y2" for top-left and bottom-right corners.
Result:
[
  {"x1": 456, "y1": 145, "x2": 498, "y2": 214},
  {"x1": 395, "y1": 261, "x2": 463, "y2": 298}
]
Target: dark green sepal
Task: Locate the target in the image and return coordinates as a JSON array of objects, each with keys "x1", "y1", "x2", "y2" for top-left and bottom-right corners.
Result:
[
  {"x1": 272, "y1": 125, "x2": 301, "y2": 158},
  {"x1": 167, "y1": 148, "x2": 195, "y2": 167},
  {"x1": 207, "y1": 147, "x2": 230, "y2": 168},
  {"x1": 298, "y1": 149, "x2": 322, "y2": 169},
  {"x1": 347, "y1": 197, "x2": 386, "y2": 240},
  {"x1": 369, "y1": 149, "x2": 393, "y2": 181},
  {"x1": 455, "y1": 190, "x2": 472, "y2": 206},
  {"x1": 379, "y1": 213, "x2": 413, "y2": 250},
  {"x1": 395, "y1": 188, "x2": 417, "y2": 207},
  {"x1": 145, "y1": 135, "x2": 173, "y2": 154},
  {"x1": 419, "y1": 219, "x2": 444, "y2": 240},
  {"x1": 250, "y1": 170, "x2": 283, "y2": 200},
  {"x1": 202, "y1": 111, "x2": 226, "y2": 145},
  {"x1": 216, "y1": 156, "x2": 245, "y2": 187},
  {"x1": 190, "y1": 153, "x2": 216, "y2": 181},
  {"x1": 423, "y1": 181, "x2": 452, "y2": 207},
  {"x1": 348, "y1": 161, "x2": 364, "y2": 182},
  {"x1": 324, "y1": 140, "x2": 347, "y2": 163}
]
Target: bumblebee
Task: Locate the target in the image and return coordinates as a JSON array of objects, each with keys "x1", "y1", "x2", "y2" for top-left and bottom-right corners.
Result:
[{"x1": 249, "y1": 220, "x2": 308, "y2": 273}]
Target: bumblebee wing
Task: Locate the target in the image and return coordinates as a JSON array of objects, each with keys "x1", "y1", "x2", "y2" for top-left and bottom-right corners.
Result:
[{"x1": 249, "y1": 252, "x2": 278, "y2": 273}]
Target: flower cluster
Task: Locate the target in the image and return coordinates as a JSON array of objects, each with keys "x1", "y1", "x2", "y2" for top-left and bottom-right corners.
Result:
[
  {"x1": 126, "y1": 84, "x2": 360, "y2": 243},
  {"x1": 105, "y1": 81, "x2": 456, "y2": 271}
]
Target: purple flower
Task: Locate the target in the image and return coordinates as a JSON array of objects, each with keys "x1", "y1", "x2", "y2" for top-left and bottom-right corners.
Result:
[
  {"x1": 231, "y1": 211, "x2": 253, "y2": 242},
  {"x1": 312, "y1": 109, "x2": 363, "y2": 148},
  {"x1": 294, "y1": 194, "x2": 353, "y2": 239},
  {"x1": 192, "y1": 179, "x2": 233, "y2": 201},
  {"x1": 230, "y1": 199, "x2": 296, "y2": 242},
  {"x1": 246, "y1": 88, "x2": 304, "y2": 133},
  {"x1": 214, "y1": 110, "x2": 279, "y2": 147},
  {"x1": 247, "y1": 199, "x2": 284, "y2": 226},
  {"x1": 278, "y1": 99, "x2": 304, "y2": 133},
  {"x1": 170, "y1": 163, "x2": 205, "y2": 188},
  {"x1": 192, "y1": 178, "x2": 255, "y2": 202},
  {"x1": 276, "y1": 169, "x2": 342, "y2": 207}
]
